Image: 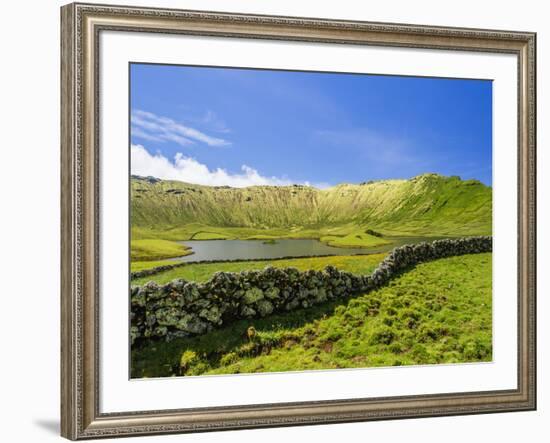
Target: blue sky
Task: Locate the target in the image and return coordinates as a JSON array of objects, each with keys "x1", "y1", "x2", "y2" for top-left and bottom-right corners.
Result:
[{"x1": 130, "y1": 63, "x2": 492, "y2": 187}]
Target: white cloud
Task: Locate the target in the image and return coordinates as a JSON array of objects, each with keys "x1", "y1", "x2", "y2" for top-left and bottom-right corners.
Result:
[
  {"x1": 200, "y1": 110, "x2": 231, "y2": 134},
  {"x1": 131, "y1": 144, "x2": 300, "y2": 188},
  {"x1": 130, "y1": 126, "x2": 165, "y2": 143},
  {"x1": 131, "y1": 109, "x2": 231, "y2": 147}
]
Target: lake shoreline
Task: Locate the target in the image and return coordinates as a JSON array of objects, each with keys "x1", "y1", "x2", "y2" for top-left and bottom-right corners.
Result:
[
  {"x1": 131, "y1": 236, "x2": 452, "y2": 280},
  {"x1": 171, "y1": 236, "x2": 450, "y2": 263}
]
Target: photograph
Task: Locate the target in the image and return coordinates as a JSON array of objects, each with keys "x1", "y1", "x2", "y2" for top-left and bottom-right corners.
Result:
[
  {"x1": 55, "y1": 2, "x2": 537, "y2": 439},
  {"x1": 129, "y1": 63, "x2": 494, "y2": 378}
]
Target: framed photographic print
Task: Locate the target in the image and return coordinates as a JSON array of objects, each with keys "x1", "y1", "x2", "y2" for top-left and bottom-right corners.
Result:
[{"x1": 60, "y1": 2, "x2": 536, "y2": 440}]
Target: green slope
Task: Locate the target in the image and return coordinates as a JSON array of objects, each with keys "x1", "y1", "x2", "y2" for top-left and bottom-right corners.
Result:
[
  {"x1": 131, "y1": 173, "x2": 492, "y2": 238},
  {"x1": 131, "y1": 253, "x2": 492, "y2": 377}
]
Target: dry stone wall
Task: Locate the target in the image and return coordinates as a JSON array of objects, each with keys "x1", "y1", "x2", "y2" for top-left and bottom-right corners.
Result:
[{"x1": 131, "y1": 236, "x2": 492, "y2": 344}]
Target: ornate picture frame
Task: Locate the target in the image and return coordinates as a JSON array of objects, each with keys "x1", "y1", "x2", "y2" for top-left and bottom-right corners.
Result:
[{"x1": 60, "y1": 2, "x2": 536, "y2": 440}]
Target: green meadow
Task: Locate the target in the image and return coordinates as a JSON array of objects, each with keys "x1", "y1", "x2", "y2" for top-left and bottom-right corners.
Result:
[
  {"x1": 131, "y1": 253, "x2": 492, "y2": 377},
  {"x1": 130, "y1": 239, "x2": 191, "y2": 261},
  {"x1": 132, "y1": 253, "x2": 386, "y2": 286}
]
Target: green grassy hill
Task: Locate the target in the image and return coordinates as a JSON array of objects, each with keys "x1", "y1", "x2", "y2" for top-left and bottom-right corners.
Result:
[{"x1": 131, "y1": 173, "x2": 492, "y2": 241}]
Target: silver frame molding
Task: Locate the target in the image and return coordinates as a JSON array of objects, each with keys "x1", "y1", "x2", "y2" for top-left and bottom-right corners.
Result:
[{"x1": 60, "y1": 2, "x2": 536, "y2": 440}]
